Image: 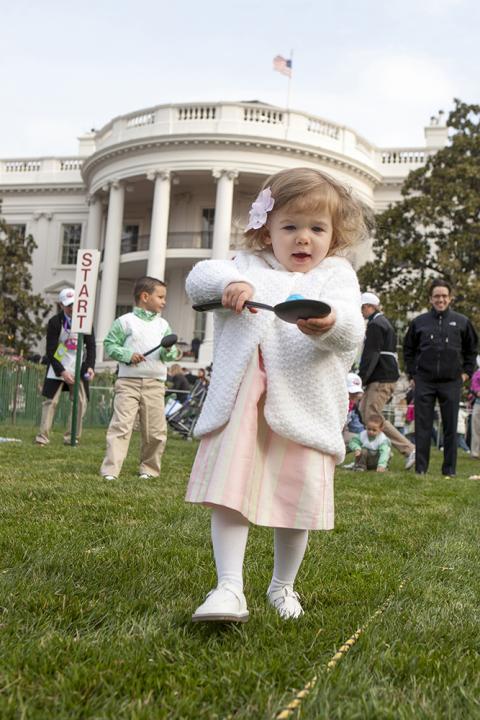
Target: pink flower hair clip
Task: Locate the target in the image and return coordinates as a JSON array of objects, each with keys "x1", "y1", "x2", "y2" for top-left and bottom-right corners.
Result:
[{"x1": 245, "y1": 187, "x2": 275, "y2": 231}]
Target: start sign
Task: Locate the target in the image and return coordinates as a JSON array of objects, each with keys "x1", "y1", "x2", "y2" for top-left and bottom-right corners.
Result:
[{"x1": 71, "y1": 249, "x2": 101, "y2": 334}]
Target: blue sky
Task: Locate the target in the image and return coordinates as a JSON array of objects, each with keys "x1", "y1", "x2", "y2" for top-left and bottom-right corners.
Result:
[{"x1": 2, "y1": 0, "x2": 478, "y2": 156}]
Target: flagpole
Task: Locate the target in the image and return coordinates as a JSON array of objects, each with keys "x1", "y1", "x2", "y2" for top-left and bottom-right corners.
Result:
[{"x1": 286, "y1": 49, "x2": 294, "y2": 110}]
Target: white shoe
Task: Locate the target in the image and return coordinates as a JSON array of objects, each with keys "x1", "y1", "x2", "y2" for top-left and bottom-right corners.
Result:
[
  {"x1": 138, "y1": 473, "x2": 155, "y2": 480},
  {"x1": 342, "y1": 462, "x2": 356, "y2": 470},
  {"x1": 267, "y1": 585, "x2": 304, "y2": 619},
  {"x1": 192, "y1": 581, "x2": 249, "y2": 623},
  {"x1": 405, "y1": 450, "x2": 416, "y2": 470},
  {"x1": 102, "y1": 475, "x2": 117, "y2": 481}
]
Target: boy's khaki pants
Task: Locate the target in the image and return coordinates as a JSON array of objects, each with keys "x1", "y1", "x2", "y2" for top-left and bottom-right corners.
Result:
[
  {"x1": 100, "y1": 378, "x2": 167, "y2": 478},
  {"x1": 35, "y1": 381, "x2": 87, "y2": 445}
]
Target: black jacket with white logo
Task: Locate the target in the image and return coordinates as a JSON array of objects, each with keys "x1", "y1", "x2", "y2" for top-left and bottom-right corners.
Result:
[{"x1": 403, "y1": 307, "x2": 478, "y2": 382}]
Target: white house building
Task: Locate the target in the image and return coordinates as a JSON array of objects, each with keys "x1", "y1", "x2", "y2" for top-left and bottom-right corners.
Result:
[{"x1": 0, "y1": 100, "x2": 448, "y2": 364}]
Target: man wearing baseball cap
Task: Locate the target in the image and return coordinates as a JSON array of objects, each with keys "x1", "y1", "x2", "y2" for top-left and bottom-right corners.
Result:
[
  {"x1": 358, "y1": 291, "x2": 415, "y2": 469},
  {"x1": 35, "y1": 287, "x2": 96, "y2": 446}
]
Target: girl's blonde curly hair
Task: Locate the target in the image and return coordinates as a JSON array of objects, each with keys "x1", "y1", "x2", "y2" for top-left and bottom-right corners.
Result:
[{"x1": 243, "y1": 167, "x2": 371, "y2": 255}]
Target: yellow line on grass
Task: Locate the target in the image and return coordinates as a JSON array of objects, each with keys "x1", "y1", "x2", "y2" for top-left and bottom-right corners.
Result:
[{"x1": 275, "y1": 580, "x2": 406, "y2": 720}]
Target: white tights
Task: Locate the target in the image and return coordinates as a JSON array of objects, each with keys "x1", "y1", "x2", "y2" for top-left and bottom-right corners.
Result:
[{"x1": 211, "y1": 506, "x2": 308, "y2": 592}]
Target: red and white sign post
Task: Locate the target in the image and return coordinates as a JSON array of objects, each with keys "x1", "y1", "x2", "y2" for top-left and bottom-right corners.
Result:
[{"x1": 70, "y1": 250, "x2": 101, "y2": 446}]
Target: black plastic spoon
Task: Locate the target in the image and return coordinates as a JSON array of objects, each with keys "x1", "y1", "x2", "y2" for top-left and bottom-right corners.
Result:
[
  {"x1": 192, "y1": 299, "x2": 331, "y2": 324},
  {"x1": 127, "y1": 333, "x2": 178, "y2": 364}
]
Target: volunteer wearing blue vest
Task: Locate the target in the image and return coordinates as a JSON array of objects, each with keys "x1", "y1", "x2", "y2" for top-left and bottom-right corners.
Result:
[
  {"x1": 100, "y1": 276, "x2": 180, "y2": 481},
  {"x1": 358, "y1": 292, "x2": 416, "y2": 469}
]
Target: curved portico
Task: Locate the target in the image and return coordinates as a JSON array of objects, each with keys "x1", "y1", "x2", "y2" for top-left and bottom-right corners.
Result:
[{"x1": 80, "y1": 102, "x2": 386, "y2": 361}]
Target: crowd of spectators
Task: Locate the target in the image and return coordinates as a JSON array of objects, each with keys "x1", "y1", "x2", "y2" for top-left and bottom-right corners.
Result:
[{"x1": 344, "y1": 280, "x2": 479, "y2": 479}]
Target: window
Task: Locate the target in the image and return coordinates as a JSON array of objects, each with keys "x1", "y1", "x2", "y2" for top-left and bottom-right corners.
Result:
[
  {"x1": 61, "y1": 224, "x2": 82, "y2": 264},
  {"x1": 8, "y1": 224, "x2": 26, "y2": 239},
  {"x1": 201, "y1": 209, "x2": 214, "y2": 248},
  {"x1": 194, "y1": 309, "x2": 206, "y2": 340},
  {"x1": 116, "y1": 304, "x2": 133, "y2": 317},
  {"x1": 121, "y1": 224, "x2": 139, "y2": 253}
]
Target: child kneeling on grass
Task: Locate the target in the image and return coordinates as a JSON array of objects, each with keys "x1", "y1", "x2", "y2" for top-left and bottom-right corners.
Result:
[
  {"x1": 348, "y1": 413, "x2": 391, "y2": 472},
  {"x1": 100, "y1": 276, "x2": 180, "y2": 481}
]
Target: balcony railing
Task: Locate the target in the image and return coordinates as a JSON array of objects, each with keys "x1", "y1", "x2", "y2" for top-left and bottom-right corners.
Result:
[
  {"x1": 380, "y1": 149, "x2": 427, "y2": 164},
  {"x1": 243, "y1": 106, "x2": 283, "y2": 124},
  {"x1": 88, "y1": 102, "x2": 379, "y2": 172},
  {"x1": 0, "y1": 158, "x2": 84, "y2": 181},
  {"x1": 4, "y1": 160, "x2": 42, "y2": 172},
  {"x1": 168, "y1": 231, "x2": 213, "y2": 249},
  {"x1": 118, "y1": 231, "x2": 245, "y2": 255},
  {"x1": 120, "y1": 231, "x2": 214, "y2": 254},
  {"x1": 2, "y1": 158, "x2": 83, "y2": 172},
  {"x1": 121, "y1": 235, "x2": 149, "y2": 253},
  {"x1": 178, "y1": 106, "x2": 216, "y2": 121}
]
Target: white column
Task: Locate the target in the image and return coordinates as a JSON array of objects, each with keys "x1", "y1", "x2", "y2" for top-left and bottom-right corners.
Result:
[
  {"x1": 83, "y1": 194, "x2": 103, "y2": 250},
  {"x1": 96, "y1": 181, "x2": 125, "y2": 360},
  {"x1": 146, "y1": 170, "x2": 171, "y2": 280},
  {"x1": 211, "y1": 169, "x2": 238, "y2": 258},
  {"x1": 198, "y1": 169, "x2": 238, "y2": 366},
  {"x1": 32, "y1": 212, "x2": 53, "y2": 296}
]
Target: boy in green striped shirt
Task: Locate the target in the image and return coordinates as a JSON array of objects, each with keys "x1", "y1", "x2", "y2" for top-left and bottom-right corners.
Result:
[{"x1": 100, "y1": 276, "x2": 180, "y2": 481}]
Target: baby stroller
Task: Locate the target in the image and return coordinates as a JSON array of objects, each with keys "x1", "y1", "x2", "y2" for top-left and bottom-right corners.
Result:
[{"x1": 166, "y1": 379, "x2": 208, "y2": 439}]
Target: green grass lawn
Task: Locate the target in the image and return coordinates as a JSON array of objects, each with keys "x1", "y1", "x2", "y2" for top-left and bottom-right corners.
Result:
[{"x1": 0, "y1": 425, "x2": 479, "y2": 719}]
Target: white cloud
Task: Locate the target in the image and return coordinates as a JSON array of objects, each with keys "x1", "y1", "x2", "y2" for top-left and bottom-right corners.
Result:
[
  {"x1": 360, "y1": 52, "x2": 454, "y2": 104},
  {"x1": 290, "y1": 50, "x2": 460, "y2": 148},
  {"x1": 0, "y1": 1, "x2": 478, "y2": 156}
]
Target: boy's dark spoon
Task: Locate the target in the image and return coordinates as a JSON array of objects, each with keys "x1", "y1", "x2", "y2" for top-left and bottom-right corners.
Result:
[{"x1": 127, "y1": 333, "x2": 178, "y2": 364}]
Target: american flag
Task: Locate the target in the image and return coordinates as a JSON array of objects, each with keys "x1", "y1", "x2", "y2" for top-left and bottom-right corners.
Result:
[{"x1": 273, "y1": 55, "x2": 292, "y2": 78}]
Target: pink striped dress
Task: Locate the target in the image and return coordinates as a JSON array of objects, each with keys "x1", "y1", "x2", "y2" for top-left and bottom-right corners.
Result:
[{"x1": 186, "y1": 350, "x2": 336, "y2": 530}]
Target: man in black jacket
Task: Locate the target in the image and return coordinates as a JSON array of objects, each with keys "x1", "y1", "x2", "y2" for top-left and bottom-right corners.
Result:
[
  {"x1": 403, "y1": 279, "x2": 478, "y2": 477},
  {"x1": 359, "y1": 292, "x2": 416, "y2": 469},
  {"x1": 35, "y1": 288, "x2": 96, "y2": 446}
]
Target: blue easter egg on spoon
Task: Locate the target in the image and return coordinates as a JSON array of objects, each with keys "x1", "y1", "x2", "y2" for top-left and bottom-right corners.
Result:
[{"x1": 285, "y1": 294, "x2": 305, "y2": 302}]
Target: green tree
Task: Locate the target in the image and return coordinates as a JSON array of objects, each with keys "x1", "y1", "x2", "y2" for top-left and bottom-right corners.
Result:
[
  {"x1": 0, "y1": 220, "x2": 50, "y2": 354},
  {"x1": 359, "y1": 99, "x2": 480, "y2": 329}
]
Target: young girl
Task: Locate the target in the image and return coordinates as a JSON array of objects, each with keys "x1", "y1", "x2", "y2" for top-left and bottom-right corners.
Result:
[{"x1": 185, "y1": 167, "x2": 367, "y2": 622}]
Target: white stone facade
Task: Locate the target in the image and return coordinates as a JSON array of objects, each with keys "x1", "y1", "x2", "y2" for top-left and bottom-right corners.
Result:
[{"x1": 0, "y1": 101, "x2": 448, "y2": 365}]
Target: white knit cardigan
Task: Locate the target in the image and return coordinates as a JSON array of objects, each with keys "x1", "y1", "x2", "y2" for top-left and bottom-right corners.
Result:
[{"x1": 186, "y1": 250, "x2": 365, "y2": 462}]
